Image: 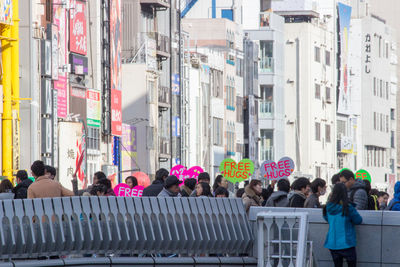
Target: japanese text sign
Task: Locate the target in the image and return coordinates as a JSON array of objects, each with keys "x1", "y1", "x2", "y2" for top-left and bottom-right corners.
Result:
[
  {"x1": 170, "y1": 165, "x2": 204, "y2": 186},
  {"x1": 219, "y1": 159, "x2": 254, "y2": 183},
  {"x1": 260, "y1": 157, "x2": 295, "y2": 180},
  {"x1": 70, "y1": 0, "x2": 87, "y2": 55}
]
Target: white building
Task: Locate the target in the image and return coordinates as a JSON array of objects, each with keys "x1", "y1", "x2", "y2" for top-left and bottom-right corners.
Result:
[
  {"x1": 349, "y1": 15, "x2": 397, "y2": 190},
  {"x1": 281, "y1": 11, "x2": 337, "y2": 181}
]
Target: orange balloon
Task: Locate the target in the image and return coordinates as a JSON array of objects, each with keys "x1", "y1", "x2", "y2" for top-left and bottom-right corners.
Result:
[{"x1": 132, "y1": 171, "x2": 151, "y2": 187}]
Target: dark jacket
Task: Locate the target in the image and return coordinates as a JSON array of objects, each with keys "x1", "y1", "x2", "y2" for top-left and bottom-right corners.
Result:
[
  {"x1": 265, "y1": 191, "x2": 289, "y2": 207},
  {"x1": 388, "y1": 181, "x2": 400, "y2": 211},
  {"x1": 157, "y1": 188, "x2": 181, "y2": 197},
  {"x1": 304, "y1": 193, "x2": 321, "y2": 208},
  {"x1": 323, "y1": 202, "x2": 362, "y2": 250},
  {"x1": 71, "y1": 179, "x2": 92, "y2": 196},
  {"x1": 261, "y1": 185, "x2": 274, "y2": 206},
  {"x1": 288, "y1": 191, "x2": 307, "y2": 208},
  {"x1": 348, "y1": 179, "x2": 368, "y2": 210},
  {"x1": 142, "y1": 179, "x2": 164, "y2": 197},
  {"x1": 13, "y1": 178, "x2": 33, "y2": 199}
]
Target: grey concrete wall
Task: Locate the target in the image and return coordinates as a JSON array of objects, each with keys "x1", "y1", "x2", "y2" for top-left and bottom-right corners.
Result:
[{"x1": 249, "y1": 207, "x2": 400, "y2": 266}]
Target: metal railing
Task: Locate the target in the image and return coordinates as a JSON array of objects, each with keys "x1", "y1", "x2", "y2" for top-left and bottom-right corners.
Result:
[
  {"x1": 256, "y1": 211, "x2": 310, "y2": 267},
  {"x1": 260, "y1": 57, "x2": 274, "y2": 73}
]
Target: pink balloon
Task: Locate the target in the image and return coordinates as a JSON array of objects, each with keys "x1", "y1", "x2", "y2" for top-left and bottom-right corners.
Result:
[{"x1": 170, "y1": 165, "x2": 204, "y2": 186}]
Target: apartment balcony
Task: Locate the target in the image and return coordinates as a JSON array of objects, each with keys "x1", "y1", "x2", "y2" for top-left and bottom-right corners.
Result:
[
  {"x1": 140, "y1": 0, "x2": 170, "y2": 10},
  {"x1": 155, "y1": 33, "x2": 170, "y2": 60},
  {"x1": 259, "y1": 101, "x2": 273, "y2": 118},
  {"x1": 158, "y1": 86, "x2": 171, "y2": 110},
  {"x1": 159, "y1": 137, "x2": 171, "y2": 160},
  {"x1": 259, "y1": 57, "x2": 274, "y2": 73}
]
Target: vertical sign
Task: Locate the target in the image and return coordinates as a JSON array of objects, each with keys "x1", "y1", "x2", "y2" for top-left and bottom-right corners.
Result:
[
  {"x1": 110, "y1": 0, "x2": 122, "y2": 136},
  {"x1": 121, "y1": 123, "x2": 137, "y2": 172},
  {"x1": 49, "y1": 24, "x2": 59, "y2": 80},
  {"x1": 365, "y1": 33, "x2": 371, "y2": 74},
  {"x1": 86, "y1": 89, "x2": 101, "y2": 128},
  {"x1": 53, "y1": 90, "x2": 59, "y2": 168},
  {"x1": 12, "y1": 110, "x2": 20, "y2": 174},
  {"x1": 53, "y1": 0, "x2": 68, "y2": 118},
  {"x1": 172, "y1": 74, "x2": 180, "y2": 95},
  {"x1": 70, "y1": 0, "x2": 87, "y2": 55},
  {"x1": 337, "y1": 3, "x2": 352, "y2": 115},
  {"x1": 58, "y1": 122, "x2": 83, "y2": 190}
]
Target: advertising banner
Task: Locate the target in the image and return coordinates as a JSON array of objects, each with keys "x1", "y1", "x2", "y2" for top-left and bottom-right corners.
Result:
[
  {"x1": 58, "y1": 122, "x2": 85, "y2": 190},
  {"x1": 53, "y1": 0, "x2": 68, "y2": 118},
  {"x1": 337, "y1": 3, "x2": 352, "y2": 115},
  {"x1": 110, "y1": 0, "x2": 122, "y2": 91},
  {"x1": 111, "y1": 89, "x2": 122, "y2": 136},
  {"x1": 0, "y1": 0, "x2": 12, "y2": 24},
  {"x1": 121, "y1": 123, "x2": 138, "y2": 173},
  {"x1": 69, "y1": 0, "x2": 87, "y2": 55},
  {"x1": 86, "y1": 89, "x2": 101, "y2": 128}
]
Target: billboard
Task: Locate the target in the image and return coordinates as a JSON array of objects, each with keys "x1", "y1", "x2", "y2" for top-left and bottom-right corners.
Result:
[
  {"x1": 58, "y1": 122, "x2": 85, "y2": 190},
  {"x1": 86, "y1": 89, "x2": 101, "y2": 128},
  {"x1": 70, "y1": 0, "x2": 87, "y2": 55},
  {"x1": 121, "y1": 123, "x2": 138, "y2": 173},
  {"x1": 110, "y1": 0, "x2": 122, "y2": 91},
  {"x1": 53, "y1": 0, "x2": 68, "y2": 118},
  {"x1": 337, "y1": 3, "x2": 352, "y2": 115},
  {"x1": 111, "y1": 89, "x2": 122, "y2": 136},
  {"x1": 0, "y1": 0, "x2": 12, "y2": 24}
]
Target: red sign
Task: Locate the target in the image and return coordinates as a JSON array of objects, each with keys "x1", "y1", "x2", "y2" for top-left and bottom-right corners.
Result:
[
  {"x1": 70, "y1": 0, "x2": 87, "y2": 55},
  {"x1": 111, "y1": 89, "x2": 122, "y2": 136}
]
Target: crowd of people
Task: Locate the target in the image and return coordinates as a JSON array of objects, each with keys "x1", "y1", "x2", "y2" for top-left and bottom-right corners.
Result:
[{"x1": 1, "y1": 161, "x2": 400, "y2": 266}]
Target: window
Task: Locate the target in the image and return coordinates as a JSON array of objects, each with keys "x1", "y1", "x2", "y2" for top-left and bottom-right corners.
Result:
[
  {"x1": 391, "y1": 109, "x2": 395, "y2": 120},
  {"x1": 373, "y1": 112, "x2": 376, "y2": 130},
  {"x1": 254, "y1": 62, "x2": 258, "y2": 79},
  {"x1": 236, "y1": 58, "x2": 243, "y2": 77},
  {"x1": 337, "y1": 120, "x2": 346, "y2": 136},
  {"x1": 260, "y1": 130, "x2": 273, "y2": 161},
  {"x1": 211, "y1": 69, "x2": 223, "y2": 98},
  {"x1": 315, "y1": 84, "x2": 321, "y2": 99},
  {"x1": 46, "y1": 0, "x2": 52, "y2": 22},
  {"x1": 325, "y1": 50, "x2": 330, "y2": 66},
  {"x1": 260, "y1": 86, "x2": 273, "y2": 116},
  {"x1": 325, "y1": 124, "x2": 331, "y2": 143},
  {"x1": 386, "y1": 42, "x2": 389, "y2": 58},
  {"x1": 386, "y1": 82, "x2": 389, "y2": 100},
  {"x1": 380, "y1": 79, "x2": 383, "y2": 97},
  {"x1": 260, "y1": 41, "x2": 273, "y2": 72},
  {"x1": 314, "y1": 46, "x2": 321, "y2": 62},
  {"x1": 326, "y1": 87, "x2": 331, "y2": 102},
  {"x1": 213, "y1": 118, "x2": 223, "y2": 146},
  {"x1": 380, "y1": 113, "x2": 383, "y2": 131},
  {"x1": 315, "y1": 166, "x2": 321, "y2": 178},
  {"x1": 373, "y1": 77, "x2": 376, "y2": 96},
  {"x1": 236, "y1": 96, "x2": 243, "y2": 122},
  {"x1": 386, "y1": 115, "x2": 389, "y2": 132},
  {"x1": 87, "y1": 127, "x2": 100, "y2": 150},
  {"x1": 315, "y1": 122, "x2": 321, "y2": 141},
  {"x1": 391, "y1": 131, "x2": 395, "y2": 148}
]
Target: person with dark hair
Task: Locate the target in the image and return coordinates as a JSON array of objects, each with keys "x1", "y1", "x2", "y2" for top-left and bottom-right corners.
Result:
[
  {"x1": 242, "y1": 179, "x2": 263, "y2": 212},
  {"x1": 28, "y1": 160, "x2": 74, "y2": 198},
  {"x1": 196, "y1": 182, "x2": 212, "y2": 197},
  {"x1": 288, "y1": 177, "x2": 311, "y2": 208},
  {"x1": 72, "y1": 171, "x2": 107, "y2": 196},
  {"x1": 190, "y1": 172, "x2": 211, "y2": 197},
  {"x1": 265, "y1": 179, "x2": 291, "y2": 207},
  {"x1": 323, "y1": 183, "x2": 362, "y2": 267},
  {"x1": 304, "y1": 178, "x2": 327, "y2": 208},
  {"x1": 97, "y1": 178, "x2": 115, "y2": 196},
  {"x1": 387, "y1": 181, "x2": 400, "y2": 211},
  {"x1": 125, "y1": 176, "x2": 138, "y2": 189},
  {"x1": 143, "y1": 168, "x2": 169, "y2": 197},
  {"x1": 181, "y1": 178, "x2": 197, "y2": 197},
  {"x1": 339, "y1": 170, "x2": 368, "y2": 210},
  {"x1": 236, "y1": 188, "x2": 245, "y2": 198},
  {"x1": 215, "y1": 187, "x2": 229, "y2": 198},
  {"x1": 45, "y1": 165, "x2": 57, "y2": 180},
  {"x1": 13, "y1": 170, "x2": 33, "y2": 199},
  {"x1": 366, "y1": 184, "x2": 380, "y2": 210},
  {"x1": 89, "y1": 184, "x2": 107, "y2": 196},
  {"x1": 212, "y1": 175, "x2": 228, "y2": 192},
  {"x1": 331, "y1": 173, "x2": 341, "y2": 185},
  {"x1": 0, "y1": 179, "x2": 14, "y2": 199},
  {"x1": 158, "y1": 175, "x2": 181, "y2": 197},
  {"x1": 378, "y1": 191, "x2": 389, "y2": 210}
]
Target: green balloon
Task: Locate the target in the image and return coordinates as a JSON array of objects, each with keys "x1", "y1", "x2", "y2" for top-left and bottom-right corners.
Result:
[
  {"x1": 29, "y1": 177, "x2": 35, "y2": 182},
  {"x1": 355, "y1": 169, "x2": 371, "y2": 183}
]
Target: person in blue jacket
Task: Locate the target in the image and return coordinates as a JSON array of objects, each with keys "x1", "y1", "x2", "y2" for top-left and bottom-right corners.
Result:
[
  {"x1": 323, "y1": 183, "x2": 362, "y2": 267},
  {"x1": 387, "y1": 181, "x2": 400, "y2": 211}
]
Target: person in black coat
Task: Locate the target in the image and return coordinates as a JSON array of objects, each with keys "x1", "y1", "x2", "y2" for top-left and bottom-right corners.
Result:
[
  {"x1": 288, "y1": 177, "x2": 311, "y2": 208},
  {"x1": 142, "y1": 168, "x2": 169, "y2": 197},
  {"x1": 13, "y1": 170, "x2": 33, "y2": 199}
]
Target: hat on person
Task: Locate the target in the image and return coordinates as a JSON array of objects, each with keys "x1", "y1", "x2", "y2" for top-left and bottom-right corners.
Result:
[{"x1": 165, "y1": 175, "x2": 180, "y2": 189}]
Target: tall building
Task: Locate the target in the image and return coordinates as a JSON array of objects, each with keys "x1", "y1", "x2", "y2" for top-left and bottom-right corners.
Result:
[
  {"x1": 369, "y1": 0, "x2": 400, "y2": 180},
  {"x1": 243, "y1": 5, "x2": 286, "y2": 166},
  {"x1": 121, "y1": 0, "x2": 181, "y2": 178}
]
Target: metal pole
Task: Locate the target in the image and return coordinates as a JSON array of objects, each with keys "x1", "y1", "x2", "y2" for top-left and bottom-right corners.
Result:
[{"x1": 2, "y1": 22, "x2": 13, "y2": 180}]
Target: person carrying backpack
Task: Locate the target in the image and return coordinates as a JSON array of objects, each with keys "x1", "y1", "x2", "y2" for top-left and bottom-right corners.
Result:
[
  {"x1": 387, "y1": 181, "x2": 400, "y2": 211},
  {"x1": 339, "y1": 170, "x2": 368, "y2": 210},
  {"x1": 265, "y1": 179, "x2": 290, "y2": 207}
]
